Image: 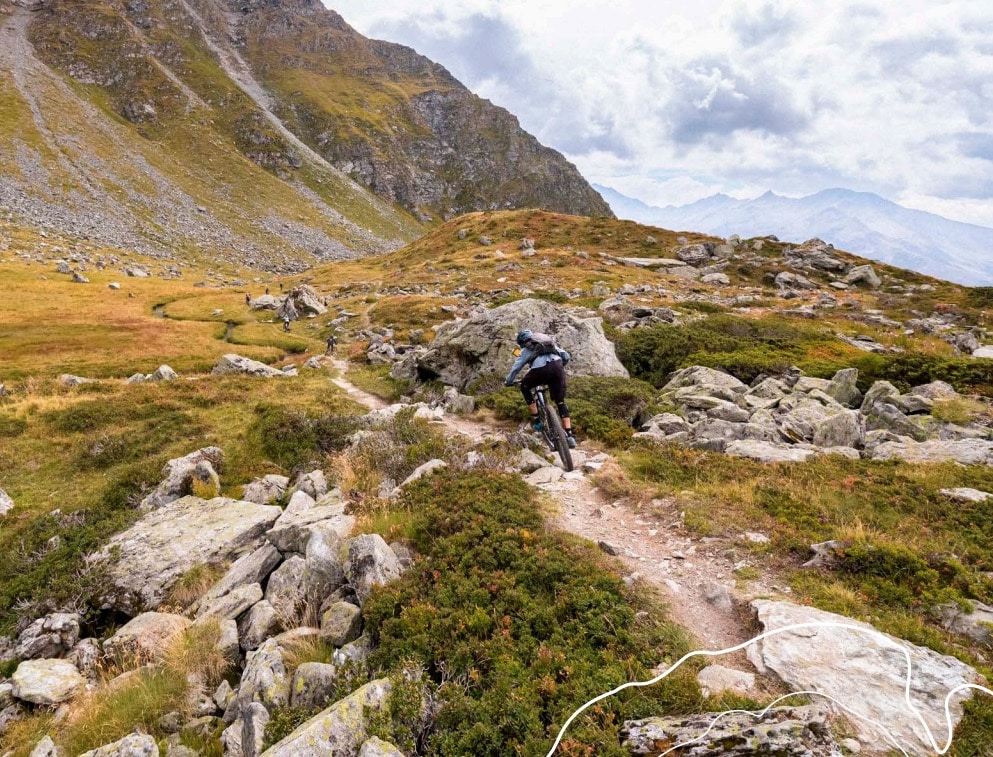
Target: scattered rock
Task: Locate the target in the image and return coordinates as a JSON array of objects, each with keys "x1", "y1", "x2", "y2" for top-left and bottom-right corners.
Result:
[
  {"x1": 359, "y1": 737, "x2": 405, "y2": 757},
  {"x1": 289, "y1": 662, "x2": 340, "y2": 710},
  {"x1": 622, "y1": 705, "x2": 838, "y2": 756},
  {"x1": 344, "y1": 535, "x2": 402, "y2": 603},
  {"x1": 242, "y1": 475, "x2": 290, "y2": 505},
  {"x1": 696, "y1": 665, "x2": 756, "y2": 697},
  {"x1": 939, "y1": 487, "x2": 992, "y2": 503},
  {"x1": 212, "y1": 354, "x2": 286, "y2": 378},
  {"x1": 104, "y1": 612, "x2": 190, "y2": 663},
  {"x1": 13, "y1": 613, "x2": 80, "y2": 660},
  {"x1": 844, "y1": 264, "x2": 881, "y2": 288},
  {"x1": 238, "y1": 601, "x2": 280, "y2": 652},
  {"x1": 152, "y1": 364, "x2": 178, "y2": 381},
  {"x1": 58, "y1": 374, "x2": 93, "y2": 387},
  {"x1": 320, "y1": 602, "x2": 363, "y2": 647},
  {"x1": 196, "y1": 583, "x2": 264, "y2": 622},
  {"x1": 78, "y1": 733, "x2": 158, "y2": 757},
  {"x1": 139, "y1": 446, "x2": 224, "y2": 510},
  {"x1": 12, "y1": 659, "x2": 85, "y2": 705}
]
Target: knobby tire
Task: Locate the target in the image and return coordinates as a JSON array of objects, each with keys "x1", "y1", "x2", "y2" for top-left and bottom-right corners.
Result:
[{"x1": 544, "y1": 401, "x2": 574, "y2": 472}]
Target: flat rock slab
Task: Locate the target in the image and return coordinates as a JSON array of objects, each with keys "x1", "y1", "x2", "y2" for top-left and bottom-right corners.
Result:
[
  {"x1": 94, "y1": 497, "x2": 282, "y2": 614},
  {"x1": 262, "y1": 678, "x2": 392, "y2": 756},
  {"x1": 939, "y1": 487, "x2": 992, "y2": 503},
  {"x1": 871, "y1": 439, "x2": 993, "y2": 465},
  {"x1": 622, "y1": 705, "x2": 838, "y2": 756},
  {"x1": 79, "y1": 733, "x2": 158, "y2": 757},
  {"x1": 747, "y1": 599, "x2": 983, "y2": 755},
  {"x1": 12, "y1": 658, "x2": 85, "y2": 705},
  {"x1": 725, "y1": 440, "x2": 817, "y2": 463},
  {"x1": 615, "y1": 256, "x2": 689, "y2": 268}
]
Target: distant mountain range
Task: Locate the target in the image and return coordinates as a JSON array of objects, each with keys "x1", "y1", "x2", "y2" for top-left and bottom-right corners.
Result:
[{"x1": 595, "y1": 185, "x2": 993, "y2": 286}]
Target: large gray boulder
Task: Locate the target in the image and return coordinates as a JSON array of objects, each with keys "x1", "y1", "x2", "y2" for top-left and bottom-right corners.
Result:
[
  {"x1": 358, "y1": 738, "x2": 405, "y2": 757},
  {"x1": 238, "y1": 601, "x2": 280, "y2": 652},
  {"x1": 12, "y1": 659, "x2": 86, "y2": 705},
  {"x1": 13, "y1": 613, "x2": 80, "y2": 660},
  {"x1": 414, "y1": 298, "x2": 627, "y2": 391},
  {"x1": 139, "y1": 447, "x2": 224, "y2": 510},
  {"x1": 212, "y1": 355, "x2": 286, "y2": 378},
  {"x1": 78, "y1": 734, "x2": 158, "y2": 757},
  {"x1": 242, "y1": 475, "x2": 290, "y2": 505},
  {"x1": 285, "y1": 285, "x2": 327, "y2": 317},
  {"x1": 844, "y1": 264, "x2": 882, "y2": 288},
  {"x1": 267, "y1": 506, "x2": 354, "y2": 555},
  {"x1": 825, "y1": 368, "x2": 862, "y2": 407},
  {"x1": 747, "y1": 599, "x2": 983, "y2": 755},
  {"x1": 344, "y1": 535, "x2": 402, "y2": 603},
  {"x1": 264, "y1": 556, "x2": 309, "y2": 624},
  {"x1": 622, "y1": 706, "x2": 837, "y2": 756},
  {"x1": 811, "y1": 409, "x2": 864, "y2": 449},
  {"x1": 289, "y1": 662, "x2": 340, "y2": 710},
  {"x1": 725, "y1": 440, "x2": 816, "y2": 463},
  {"x1": 660, "y1": 366, "x2": 747, "y2": 399},
  {"x1": 103, "y1": 612, "x2": 190, "y2": 663},
  {"x1": 261, "y1": 678, "x2": 392, "y2": 756},
  {"x1": 94, "y1": 497, "x2": 282, "y2": 614},
  {"x1": 237, "y1": 638, "x2": 290, "y2": 710}
]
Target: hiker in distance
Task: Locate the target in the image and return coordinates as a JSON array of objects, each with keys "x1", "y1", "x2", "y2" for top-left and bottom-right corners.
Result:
[
  {"x1": 326, "y1": 332, "x2": 337, "y2": 355},
  {"x1": 504, "y1": 329, "x2": 577, "y2": 448}
]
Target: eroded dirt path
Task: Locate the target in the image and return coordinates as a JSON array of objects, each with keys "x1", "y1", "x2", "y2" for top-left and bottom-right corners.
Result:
[{"x1": 330, "y1": 359, "x2": 757, "y2": 652}]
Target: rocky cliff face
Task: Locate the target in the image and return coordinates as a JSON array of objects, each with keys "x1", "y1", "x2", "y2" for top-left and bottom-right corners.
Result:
[{"x1": 3, "y1": 0, "x2": 609, "y2": 268}]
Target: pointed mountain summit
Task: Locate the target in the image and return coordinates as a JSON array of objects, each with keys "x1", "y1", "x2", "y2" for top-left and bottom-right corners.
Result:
[{"x1": 595, "y1": 184, "x2": 993, "y2": 286}]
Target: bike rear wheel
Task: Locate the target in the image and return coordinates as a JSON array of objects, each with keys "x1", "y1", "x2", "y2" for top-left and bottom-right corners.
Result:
[{"x1": 543, "y1": 401, "x2": 574, "y2": 472}]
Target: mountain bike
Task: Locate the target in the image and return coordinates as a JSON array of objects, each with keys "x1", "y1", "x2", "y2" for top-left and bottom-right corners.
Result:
[{"x1": 529, "y1": 383, "x2": 574, "y2": 472}]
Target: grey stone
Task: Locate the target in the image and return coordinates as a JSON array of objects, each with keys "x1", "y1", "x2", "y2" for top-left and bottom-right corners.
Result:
[
  {"x1": 725, "y1": 440, "x2": 816, "y2": 463},
  {"x1": 242, "y1": 475, "x2": 290, "y2": 505},
  {"x1": 675, "y1": 243, "x2": 712, "y2": 265},
  {"x1": 196, "y1": 583, "x2": 264, "y2": 621},
  {"x1": 238, "y1": 601, "x2": 281, "y2": 652},
  {"x1": 415, "y1": 298, "x2": 627, "y2": 392},
  {"x1": 69, "y1": 638, "x2": 101, "y2": 681},
  {"x1": 78, "y1": 733, "x2": 158, "y2": 757},
  {"x1": 747, "y1": 599, "x2": 982, "y2": 754},
  {"x1": 217, "y1": 618, "x2": 240, "y2": 663},
  {"x1": 12, "y1": 659, "x2": 85, "y2": 705},
  {"x1": 304, "y1": 522, "x2": 347, "y2": 598},
  {"x1": 825, "y1": 368, "x2": 862, "y2": 407},
  {"x1": 397, "y1": 459, "x2": 447, "y2": 489},
  {"x1": 284, "y1": 490, "x2": 317, "y2": 517},
  {"x1": 320, "y1": 602, "x2": 363, "y2": 647},
  {"x1": 29, "y1": 736, "x2": 60, "y2": 757},
  {"x1": 265, "y1": 556, "x2": 309, "y2": 625},
  {"x1": 516, "y1": 448, "x2": 552, "y2": 473},
  {"x1": 212, "y1": 354, "x2": 286, "y2": 378},
  {"x1": 844, "y1": 264, "x2": 882, "y2": 288},
  {"x1": 939, "y1": 487, "x2": 992, "y2": 503},
  {"x1": 0, "y1": 702, "x2": 28, "y2": 736},
  {"x1": 139, "y1": 447, "x2": 224, "y2": 510},
  {"x1": 622, "y1": 706, "x2": 838, "y2": 756},
  {"x1": 859, "y1": 381, "x2": 900, "y2": 413},
  {"x1": 910, "y1": 380, "x2": 959, "y2": 401},
  {"x1": 700, "y1": 272, "x2": 730, "y2": 285},
  {"x1": 58, "y1": 374, "x2": 94, "y2": 387},
  {"x1": 14, "y1": 613, "x2": 80, "y2": 660},
  {"x1": 660, "y1": 365, "x2": 747, "y2": 397},
  {"x1": 104, "y1": 612, "x2": 190, "y2": 663},
  {"x1": 290, "y1": 470, "x2": 328, "y2": 501},
  {"x1": 334, "y1": 634, "x2": 373, "y2": 667},
  {"x1": 802, "y1": 540, "x2": 846, "y2": 569},
  {"x1": 242, "y1": 702, "x2": 270, "y2": 757},
  {"x1": 152, "y1": 365, "x2": 178, "y2": 381},
  {"x1": 261, "y1": 678, "x2": 392, "y2": 756},
  {"x1": 267, "y1": 506, "x2": 354, "y2": 555},
  {"x1": 934, "y1": 601, "x2": 993, "y2": 645},
  {"x1": 525, "y1": 466, "x2": 564, "y2": 485},
  {"x1": 812, "y1": 410, "x2": 864, "y2": 449},
  {"x1": 238, "y1": 638, "x2": 290, "y2": 710},
  {"x1": 345, "y1": 535, "x2": 402, "y2": 603},
  {"x1": 289, "y1": 662, "x2": 340, "y2": 709},
  {"x1": 872, "y1": 439, "x2": 993, "y2": 465},
  {"x1": 199, "y1": 543, "x2": 283, "y2": 608},
  {"x1": 864, "y1": 401, "x2": 929, "y2": 441}
]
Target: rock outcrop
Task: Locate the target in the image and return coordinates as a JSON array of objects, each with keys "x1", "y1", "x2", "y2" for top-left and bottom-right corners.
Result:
[{"x1": 414, "y1": 298, "x2": 628, "y2": 391}]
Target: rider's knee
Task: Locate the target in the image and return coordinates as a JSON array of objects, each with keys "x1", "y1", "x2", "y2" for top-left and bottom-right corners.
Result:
[{"x1": 557, "y1": 401, "x2": 571, "y2": 418}]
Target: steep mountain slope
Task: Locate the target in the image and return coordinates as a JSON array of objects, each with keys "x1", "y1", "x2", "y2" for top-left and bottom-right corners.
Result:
[
  {"x1": 0, "y1": 0, "x2": 609, "y2": 271},
  {"x1": 596, "y1": 185, "x2": 993, "y2": 287}
]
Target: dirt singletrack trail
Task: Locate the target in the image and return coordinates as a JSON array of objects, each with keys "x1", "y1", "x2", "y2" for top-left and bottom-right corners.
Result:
[{"x1": 330, "y1": 359, "x2": 759, "y2": 653}]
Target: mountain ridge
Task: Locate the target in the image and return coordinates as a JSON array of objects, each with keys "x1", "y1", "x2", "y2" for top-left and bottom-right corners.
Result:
[{"x1": 596, "y1": 184, "x2": 993, "y2": 286}]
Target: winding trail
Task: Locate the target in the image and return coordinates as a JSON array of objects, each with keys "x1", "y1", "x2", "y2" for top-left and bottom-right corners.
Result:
[{"x1": 329, "y1": 359, "x2": 757, "y2": 651}]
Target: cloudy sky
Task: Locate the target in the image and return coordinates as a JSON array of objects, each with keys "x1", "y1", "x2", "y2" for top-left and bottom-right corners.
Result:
[{"x1": 323, "y1": 0, "x2": 993, "y2": 227}]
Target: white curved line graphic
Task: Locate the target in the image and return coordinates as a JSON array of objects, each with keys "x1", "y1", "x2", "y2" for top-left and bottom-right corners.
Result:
[{"x1": 546, "y1": 621, "x2": 993, "y2": 756}]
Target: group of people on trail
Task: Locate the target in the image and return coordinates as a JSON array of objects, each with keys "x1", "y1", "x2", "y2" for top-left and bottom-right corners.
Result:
[{"x1": 505, "y1": 328, "x2": 577, "y2": 449}]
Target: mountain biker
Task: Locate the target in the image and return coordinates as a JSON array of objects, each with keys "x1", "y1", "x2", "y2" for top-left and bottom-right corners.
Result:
[{"x1": 504, "y1": 329, "x2": 577, "y2": 448}]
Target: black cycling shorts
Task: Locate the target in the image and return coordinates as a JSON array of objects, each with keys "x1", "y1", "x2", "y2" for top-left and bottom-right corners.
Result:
[{"x1": 521, "y1": 359, "x2": 566, "y2": 405}]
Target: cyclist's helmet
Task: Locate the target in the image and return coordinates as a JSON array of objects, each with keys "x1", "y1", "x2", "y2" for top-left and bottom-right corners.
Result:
[{"x1": 515, "y1": 329, "x2": 533, "y2": 347}]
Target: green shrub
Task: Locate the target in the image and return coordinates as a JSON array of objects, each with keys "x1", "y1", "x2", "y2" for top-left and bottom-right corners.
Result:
[
  {"x1": 0, "y1": 414, "x2": 27, "y2": 438},
  {"x1": 363, "y1": 470, "x2": 701, "y2": 756},
  {"x1": 850, "y1": 353, "x2": 993, "y2": 395},
  {"x1": 249, "y1": 404, "x2": 359, "y2": 470}
]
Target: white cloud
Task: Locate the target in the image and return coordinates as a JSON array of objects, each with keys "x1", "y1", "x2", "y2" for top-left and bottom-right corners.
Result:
[{"x1": 325, "y1": 0, "x2": 993, "y2": 227}]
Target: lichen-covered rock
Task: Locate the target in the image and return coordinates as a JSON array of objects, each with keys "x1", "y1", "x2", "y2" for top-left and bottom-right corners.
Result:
[
  {"x1": 242, "y1": 475, "x2": 290, "y2": 505},
  {"x1": 725, "y1": 440, "x2": 817, "y2": 463},
  {"x1": 344, "y1": 535, "x2": 402, "y2": 603},
  {"x1": 622, "y1": 705, "x2": 837, "y2": 756},
  {"x1": 267, "y1": 506, "x2": 354, "y2": 555},
  {"x1": 198, "y1": 543, "x2": 283, "y2": 609},
  {"x1": 13, "y1": 613, "x2": 80, "y2": 660},
  {"x1": 358, "y1": 737, "x2": 405, "y2": 757},
  {"x1": 104, "y1": 612, "x2": 190, "y2": 663},
  {"x1": 871, "y1": 439, "x2": 993, "y2": 465},
  {"x1": 304, "y1": 522, "x2": 347, "y2": 598},
  {"x1": 12, "y1": 658, "x2": 85, "y2": 705},
  {"x1": 241, "y1": 702, "x2": 270, "y2": 757},
  {"x1": 289, "y1": 662, "x2": 339, "y2": 710},
  {"x1": 139, "y1": 447, "x2": 224, "y2": 510},
  {"x1": 238, "y1": 639, "x2": 290, "y2": 710},
  {"x1": 320, "y1": 602, "x2": 362, "y2": 647},
  {"x1": 416, "y1": 298, "x2": 627, "y2": 391},
  {"x1": 290, "y1": 470, "x2": 328, "y2": 500},
  {"x1": 261, "y1": 678, "x2": 392, "y2": 756},
  {"x1": 212, "y1": 354, "x2": 286, "y2": 378},
  {"x1": 238, "y1": 601, "x2": 281, "y2": 652},
  {"x1": 94, "y1": 497, "x2": 281, "y2": 614},
  {"x1": 196, "y1": 583, "x2": 264, "y2": 622},
  {"x1": 78, "y1": 733, "x2": 158, "y2": 757},
  {"x1": 264, "y1": 557, "x2": 308, "y2": 624}
]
